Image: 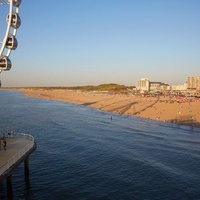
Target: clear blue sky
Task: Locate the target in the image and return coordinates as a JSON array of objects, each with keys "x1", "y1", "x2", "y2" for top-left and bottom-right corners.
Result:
[{"x1": 1, "y1": 0, "x2": 200, "y2": 87}]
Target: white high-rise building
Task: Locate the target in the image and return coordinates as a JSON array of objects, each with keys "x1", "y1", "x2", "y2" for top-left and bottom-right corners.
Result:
[{"x1": 136, "y1": 78, "x2": 150, "y2": 92}]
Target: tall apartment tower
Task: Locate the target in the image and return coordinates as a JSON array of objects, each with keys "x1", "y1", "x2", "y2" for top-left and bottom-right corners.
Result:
[
  {"x1": 187, "y1": 77, "x2": 200, "y2": 90},
  {"x1": 136, "y1": 78, "x2": 150, "y2": 92}
]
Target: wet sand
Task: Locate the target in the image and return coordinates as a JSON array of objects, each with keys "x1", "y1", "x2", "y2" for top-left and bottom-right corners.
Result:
[{"x1": 4, "y1": 88, "x2": 200, "y2": 127}]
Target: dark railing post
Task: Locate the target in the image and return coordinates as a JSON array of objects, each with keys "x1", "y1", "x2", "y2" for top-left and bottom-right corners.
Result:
[
  {"x1": 24, "y1": 157, "x2": 30, "y2": 182},
  {"x1": 7, "y1": 174, "x2": 13, "y2": 200}
]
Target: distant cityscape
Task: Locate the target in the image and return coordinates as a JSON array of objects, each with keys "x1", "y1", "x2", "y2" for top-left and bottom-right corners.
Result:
[{"x1": 136, "y1": 77, "x2": 200, "y2": 96}]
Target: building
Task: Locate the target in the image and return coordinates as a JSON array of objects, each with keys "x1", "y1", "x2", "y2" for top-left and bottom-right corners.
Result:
[
  {"x1": 187, "y1": 77, "x2": 200, "y2": 90},
  {"x1": 136, "y1": 78, "x2": 170, "y2": 93},
  {"x1": 136, "y1": 78, "x2": 150, "y2": 92},
  {"x1": 149, "y1": 82, "x2": 170, "y2": 93},
  {"x1": 171, "y1": 83, "x2": 187, "y2": 91},
  {"x1": 160, "y1": 84, "x2": 171, "y2": 92},
  {"x1": 136, "y1": 76, "x2": 200, "y2": 96},
  {"x1": 149, "y1": 82, "x2": 164, "y2": 92}
]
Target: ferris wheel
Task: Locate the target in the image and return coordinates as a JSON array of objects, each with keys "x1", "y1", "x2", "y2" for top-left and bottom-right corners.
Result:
[{"x1": 0, "y1": 0, "x2": 21, "y2": 72}]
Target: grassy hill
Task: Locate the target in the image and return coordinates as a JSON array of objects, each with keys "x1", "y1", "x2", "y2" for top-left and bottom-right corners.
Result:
[
  {"x1": 67, "y1": 83, "x2": 134, "y2": 93},
  {"x1": 8, "y1": 84, "x2": 135, "y2": 93}
]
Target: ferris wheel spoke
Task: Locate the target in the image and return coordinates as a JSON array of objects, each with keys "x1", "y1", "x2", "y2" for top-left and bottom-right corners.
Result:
[{"x1": 0, "y1": 1, "x2": 8, "y2": 5}]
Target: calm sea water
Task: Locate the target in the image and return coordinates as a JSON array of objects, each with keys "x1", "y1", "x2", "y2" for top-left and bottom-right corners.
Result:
[{"x1": 0, "y1": 90, "x2": 200, "y2": 200}]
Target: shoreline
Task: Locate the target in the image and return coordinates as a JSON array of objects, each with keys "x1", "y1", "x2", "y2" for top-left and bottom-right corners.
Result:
[{"x1": 2, "y1": 88, "x2": 200, "y2": 128}]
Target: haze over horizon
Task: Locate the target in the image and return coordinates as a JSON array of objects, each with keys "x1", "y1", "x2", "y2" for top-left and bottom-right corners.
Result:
[{"x1": 1, "y1": 0, "x2": 200, "y2": 87}]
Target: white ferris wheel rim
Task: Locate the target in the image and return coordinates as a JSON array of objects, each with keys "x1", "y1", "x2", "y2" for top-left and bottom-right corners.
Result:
[
  {"x1": 0, "y1": 0, "x2": 19, "y2": 57},
  {"x1": 0, "y1": 0, "x2": 21, "y2": 72}
]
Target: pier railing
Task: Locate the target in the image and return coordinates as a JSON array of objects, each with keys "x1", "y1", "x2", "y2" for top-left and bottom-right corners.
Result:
[
  {"x1": 0, "y1": 133, "x2": 35, "y2": 176},
  {"x1": 10, "y1": 132, "x2": 35, "y2": 142}
]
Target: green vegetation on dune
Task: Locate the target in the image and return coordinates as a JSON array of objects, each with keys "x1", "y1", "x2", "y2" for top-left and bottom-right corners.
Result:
[
  {"x1": 5, "y1": 84, "x2": 135, "y2": 93},
  {"x1": 68, "y1": 83, "x2": 134, "y2": 93}
]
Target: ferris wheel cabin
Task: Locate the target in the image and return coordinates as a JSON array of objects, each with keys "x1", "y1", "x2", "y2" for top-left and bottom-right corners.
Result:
[
  {"x1": 7, "y1": 13, "x2": 21, "y2": 29},
  {"x1": 0, "y1": 56, "x2": 12, "y2": 71},
  {"x1": 6, "y1": 35, "x2": 18, "y2": 50}
]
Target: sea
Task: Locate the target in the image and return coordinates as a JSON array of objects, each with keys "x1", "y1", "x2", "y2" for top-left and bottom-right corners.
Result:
[{"x1": 0, "y1": 90, "x2": 200, "y2": 200}]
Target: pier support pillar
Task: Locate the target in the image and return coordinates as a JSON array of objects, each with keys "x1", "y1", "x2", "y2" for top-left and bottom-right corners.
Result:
[
  {"x1": 7, "y1": 174, "x2": 13, "y2": 200},
  {"x1": 24, "y1": 157, "x2": 30, "y2": 182}
]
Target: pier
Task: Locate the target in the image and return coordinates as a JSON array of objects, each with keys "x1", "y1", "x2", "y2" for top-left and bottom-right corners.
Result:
[{"x1": 0, "y1": 133, "x2": 36, "y2": 199}]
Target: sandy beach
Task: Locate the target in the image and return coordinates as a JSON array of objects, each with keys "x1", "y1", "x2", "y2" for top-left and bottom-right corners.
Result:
[{"x1": 4, "y1": 88, "x2": 200, "y2": 128}]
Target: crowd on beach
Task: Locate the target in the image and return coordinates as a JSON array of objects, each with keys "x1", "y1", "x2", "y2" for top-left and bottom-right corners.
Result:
[
  {"x1": 2, "y1": 88, "x2": 200, "y2": 128},
  {"x1": 139, "y1": 95, "x2": 200, "y2": 126}
]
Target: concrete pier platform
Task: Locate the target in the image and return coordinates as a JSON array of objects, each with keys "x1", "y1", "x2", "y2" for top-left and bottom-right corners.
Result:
[
  {"x1": 0, "y1": 133, "x2": 36, "y2": 199},
  {"x1": 0, "y1": 133, "x2": 36, "y2": 182}
]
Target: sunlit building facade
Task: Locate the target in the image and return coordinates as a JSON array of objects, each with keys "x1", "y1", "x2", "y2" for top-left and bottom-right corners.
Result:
[
  {"x1": 171, "y1": 83, "x2": 187, "y2": 91},
  {"x1": 136, "y1": 77, "x2": 200, "y2": 96},
  {"x1": 136, "y1": 78, "x2": 150, "y2": 92},
  {"x1": 187, "y1": 77, "x2": 200, "y2": 90}
]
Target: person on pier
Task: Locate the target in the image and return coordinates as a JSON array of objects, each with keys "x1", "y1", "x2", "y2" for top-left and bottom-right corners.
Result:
[{"x1": 3, "y1": 138, "x2": 7, "y2": 150}]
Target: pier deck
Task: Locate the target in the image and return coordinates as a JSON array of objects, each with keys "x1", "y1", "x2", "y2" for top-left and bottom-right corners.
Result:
[{"x1": 0, "y1": 134, "x2": 36, "y2": 181}]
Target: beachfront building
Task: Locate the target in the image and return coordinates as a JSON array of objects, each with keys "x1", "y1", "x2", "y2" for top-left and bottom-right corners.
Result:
[
  {"x1": 187, "y1": 77, "x2": 200, "y2": 96},
  {"x1": 160, "y1": 84, "x2": 171, "y2": 92},
  {"x1": 171, "y1": 83, "x2": 187, "y2": 91},
  {"x1": 187, "y1": 77, "x2": 200, "y2": 90},
  {"x1": 150, "y1": 82, "x2": 171, "y2": 93},
  {"x1": 136, "y1": 77, "x2": 200, "y2": 96},
  {"x1": 149, "y1": 82, "x2": 161, "y2": 92},
  {"x1": 149, "y1": 82, "x2": 168, "y2": 91},
  {"x1": 149, "y1": 82, "x2": 170, "y2": 94},
  {"x1": 136, "y1": 78, "x2": 150, "y2": 92},
  {"x1": 136, "y1": 78, "x2": 170, "y2": 93}
]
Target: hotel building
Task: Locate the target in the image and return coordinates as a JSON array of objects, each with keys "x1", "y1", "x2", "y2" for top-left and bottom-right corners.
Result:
[
  {"x1": 136, "y1": 78, "x2": 150, "y2": 92},
  {"x1": 187, "y1": 77, "x2": 200, "y2": 90}
]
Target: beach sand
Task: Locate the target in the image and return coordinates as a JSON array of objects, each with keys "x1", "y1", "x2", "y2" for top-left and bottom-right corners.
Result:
[{"x1": 4, "y1": 88, "x2": 200, "y2": 127}]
